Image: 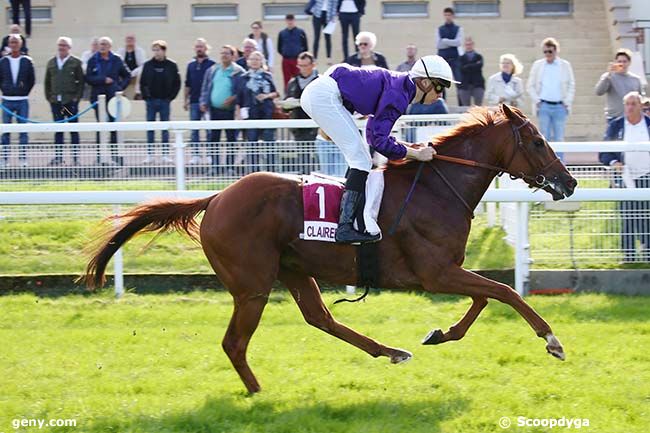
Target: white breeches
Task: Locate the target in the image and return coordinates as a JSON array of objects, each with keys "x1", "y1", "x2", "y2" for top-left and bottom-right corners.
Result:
[{"x1": 300, "y1": 74, "x2": 372, "y2": 172}]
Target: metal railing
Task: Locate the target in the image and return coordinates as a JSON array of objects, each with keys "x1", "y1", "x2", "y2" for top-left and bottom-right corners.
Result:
[{"x1": 1, "y1": 115, "x2": 649, "y2": 296}]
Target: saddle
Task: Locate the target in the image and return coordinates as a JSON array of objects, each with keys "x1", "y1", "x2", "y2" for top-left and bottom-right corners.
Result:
[
  {"x1": 300, "y1": 171, "x2": 384, "y2": 293},
  {"x1": 300, "y1": 171, "x2": 384, "y2": 243}
]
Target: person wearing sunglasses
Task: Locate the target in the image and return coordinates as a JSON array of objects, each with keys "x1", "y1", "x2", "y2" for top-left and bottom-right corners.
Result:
[
  {"x1": 343, "y1": 31, "x2": 388, "y2": 70},
  {"x1": 300, "y1": 55, "x2": 457, "y2": 244},
  {"x1": 527, "y1": 37, "x2": 575, "y2": 161}
]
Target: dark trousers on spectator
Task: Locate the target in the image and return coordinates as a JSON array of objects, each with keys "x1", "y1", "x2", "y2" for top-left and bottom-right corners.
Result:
[
  {"x1": 312, "y1": 13, "x2": 332, "y2": 59},
  {"x1": 339, "y1": 12, "x2": 360, "y2": 60},
  {"x1": 282, "y1": 58, "x2": 298, "y2": 92},
  {"x1": 458, "y1": 85, "x2": 485, "y2": 107},
  {"x1": 620, "y1": 174, "x2": 650, "y2": 262},
  {"x1": 10, "y1": 0, "x2": 31, "y2": 36},
  {"x1": 1, "y1": 99, "x2": 29, "y2": 163},
  {"x1": 145, "y1": 98, "x2": 171, "y2": 155},
  {"x1": 93, "y1": 100, "x2": 120, "y2": 165},
  {"x1": 209, "y1": 107, "x2": 237, "y2": 173},
  {"x1": 51, "y1": 101, "x2": 80, "y2": 163},
  {"x1": 189, "y1": 102, "x2": 209, "y2": 155},
  {"x1": 246, "y1": 104, "x2": 275, "y2": 173}
]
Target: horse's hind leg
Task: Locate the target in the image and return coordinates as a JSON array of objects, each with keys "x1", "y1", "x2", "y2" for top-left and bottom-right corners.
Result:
[
  {"x1": 422, "y1": 296, "x2": 487, "y2": 345},
  {"x1": 426, "y1": 266, "x2": 565, "y2": 360},
  {"x1": 279, "y1": 269, "x2": 412, "y2": 364},
  {"x1": 221, "y1": 290, "x2": 270, "y2": 394},
  {"x1": 202, "y1": 239, "x2": 276, "y2": 394}
]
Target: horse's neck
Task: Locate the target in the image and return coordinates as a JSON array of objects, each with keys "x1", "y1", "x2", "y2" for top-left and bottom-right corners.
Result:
[{"x1": 431, "y1": 138, "x2": 502, "y2": 214}]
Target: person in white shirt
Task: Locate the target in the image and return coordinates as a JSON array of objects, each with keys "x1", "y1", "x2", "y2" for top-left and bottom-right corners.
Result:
[
  {"x1": 248, "y1": 21, "x2": 274, "y2": 72},
  {"x1": 117, "y1": 34, "x2": 146, "y2": 98},
  {"x1": 485, "y1": 53, "x2": 524, "y2": 107},
  {"x1": 527, "y1": 37, "x2": 575, "y2": 161},
  {"x1": 600, "y1": 91, "x2": 650, "y2": 261},
  {"x1": 80, "y1": 37, "x2": 99, "y2": 72}
]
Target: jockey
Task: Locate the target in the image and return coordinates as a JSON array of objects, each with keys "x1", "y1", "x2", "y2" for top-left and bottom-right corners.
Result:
[{"x1": 300, "y1": 55, "x2": 458, "y2": 244}]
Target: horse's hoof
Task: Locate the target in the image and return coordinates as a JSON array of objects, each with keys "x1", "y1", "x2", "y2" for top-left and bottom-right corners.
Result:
[
  {"x1": 422, "y1": 329, "x2": 444, "y2": 345},
  {"x1": 390, "y1": 348, "x2": 412, "y2": 364},
  {"x1": 545, "y1": 333, "x2": 566, "y2": 361}
]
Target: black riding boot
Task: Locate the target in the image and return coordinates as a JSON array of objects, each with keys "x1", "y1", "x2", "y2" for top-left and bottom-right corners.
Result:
[{"x1": 335, "y1": 169, "x2": 381, "y2": 244}]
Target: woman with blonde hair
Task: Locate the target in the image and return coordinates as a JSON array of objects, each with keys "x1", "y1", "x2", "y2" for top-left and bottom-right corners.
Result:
[
  {"x1": 485, "y1": 53, "x2": 524, "y2": 107},
  {"x1": 343, "y1": 31, "x2": 388, "y2": 69}
]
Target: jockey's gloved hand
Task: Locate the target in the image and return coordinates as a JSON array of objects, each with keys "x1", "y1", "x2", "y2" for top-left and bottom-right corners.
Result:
[{"x1": 406, "y1": 145, "x2": 436, "y2": 162}]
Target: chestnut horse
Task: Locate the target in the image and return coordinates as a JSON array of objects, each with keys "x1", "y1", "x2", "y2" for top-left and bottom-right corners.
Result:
[{"x1": 84, "y1": 105, "x2": 577, "y2": 393}]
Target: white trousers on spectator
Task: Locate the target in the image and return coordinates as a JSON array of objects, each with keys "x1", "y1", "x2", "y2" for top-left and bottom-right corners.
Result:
[{"x1": 300, "y1": 74, "x2": 372, "y2": 172}]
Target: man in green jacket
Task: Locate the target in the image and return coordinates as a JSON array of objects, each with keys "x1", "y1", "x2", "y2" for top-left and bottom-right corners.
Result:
[{"x1": 44, "y1": 36, "x2": 85, "y2": 166}]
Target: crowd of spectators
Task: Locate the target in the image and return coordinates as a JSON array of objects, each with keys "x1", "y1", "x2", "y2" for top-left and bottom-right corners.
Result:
[{"x1": 0, "y1": 5, "x2": 648, "y2": 174}]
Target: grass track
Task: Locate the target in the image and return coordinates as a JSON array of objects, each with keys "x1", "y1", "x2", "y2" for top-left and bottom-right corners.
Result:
[{"x1": 1, "y1": 291, "x2": 649, "y2": 432}]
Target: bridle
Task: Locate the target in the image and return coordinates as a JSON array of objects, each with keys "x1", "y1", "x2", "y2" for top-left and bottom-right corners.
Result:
[
  {"x1": 389, "y1": 117, "x2": 562, "y2": 234},
  {"x1": 432, "y1": 119, "x2": 561, "y2": 189}
]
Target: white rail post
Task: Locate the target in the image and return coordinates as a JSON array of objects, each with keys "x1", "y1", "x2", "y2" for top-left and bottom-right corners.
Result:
[
  {"x1": 514, "y1": 202, "x2": 531, "y2": 296},
  {"x1": 174, "y1": 130, "x2": 186, "y2": 190},
  {"x1": 114, "y1": 91, "x2": 123, "y2": 143},
  {"x1": 113, "y1": 205, "x2": 124, "y2": 298},
  {"x1": 486, "y1": 179, "x2": 497, "y2": 227},
  {"x1": 97, "y1": 94, "x2": 109, "y2": 164}
]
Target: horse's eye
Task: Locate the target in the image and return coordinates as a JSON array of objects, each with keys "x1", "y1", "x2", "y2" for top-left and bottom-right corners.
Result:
[{"x1": 533, "y1": 138, "x2": 545, "y2": 147}]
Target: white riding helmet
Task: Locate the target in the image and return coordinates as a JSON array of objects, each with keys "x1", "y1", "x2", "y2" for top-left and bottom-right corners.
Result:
[{"x1": 409, "y1": 55, "x2": 460, "y2": 85}]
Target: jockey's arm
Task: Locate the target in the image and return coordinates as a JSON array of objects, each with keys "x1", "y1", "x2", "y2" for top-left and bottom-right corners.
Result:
[{"x1": 398, "y1": 140, "x2": 437, "y2": 161}]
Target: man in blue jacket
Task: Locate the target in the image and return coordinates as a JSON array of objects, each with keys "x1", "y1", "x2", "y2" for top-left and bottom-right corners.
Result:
[
  {"x1": 278, "y1": 14, "x2": 308, "y2": 92},
  {"x1": 85, "y1": 36, "x2": 131, "y2": 165},
  {"x1": 0, "y1": 34, "x2": 34, "y2": 167},
  {"x1": 599, "y1": 91, "x2": 650, "y2": 262}
]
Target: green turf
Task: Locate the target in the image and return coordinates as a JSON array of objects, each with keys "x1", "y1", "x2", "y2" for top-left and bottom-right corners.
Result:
[
  {"x1": 0, "y1": 212, "x2": 513, "y2": 275},
  {"x1": 0, "y1": 291, "x2": 648, "y2": 433}
]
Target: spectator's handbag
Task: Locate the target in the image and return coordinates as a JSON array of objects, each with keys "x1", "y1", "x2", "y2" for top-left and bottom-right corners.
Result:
[{"x1": 272, "y1": 104, "x2": 291, "y2": 120}]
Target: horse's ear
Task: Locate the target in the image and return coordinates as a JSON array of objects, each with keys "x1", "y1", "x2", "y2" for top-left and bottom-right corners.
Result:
[{"x1": 501, "y1": 103, "x2": 519, "y2": 122}]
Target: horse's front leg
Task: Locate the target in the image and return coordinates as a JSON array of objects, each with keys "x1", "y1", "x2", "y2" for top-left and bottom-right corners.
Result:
[
  {"x1": 421, "y1": 296, "x2": 487, "y2": 345},
  {"x1": 421, "y1": 265, "x2": 565, "y2": 360}
]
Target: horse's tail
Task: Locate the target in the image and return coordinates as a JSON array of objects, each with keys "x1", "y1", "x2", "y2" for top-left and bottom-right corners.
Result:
[{"x1": 82, "y1": 194, "x2": 218, "y2": 289}]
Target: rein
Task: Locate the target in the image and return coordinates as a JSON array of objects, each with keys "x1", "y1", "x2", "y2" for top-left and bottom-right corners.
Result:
[{"x1": 389, "y1": 118, "x2": 561, "y2": 234}]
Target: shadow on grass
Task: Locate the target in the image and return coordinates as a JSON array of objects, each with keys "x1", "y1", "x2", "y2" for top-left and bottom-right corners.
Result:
[{"x1": 85, "y1": 395, "x2": 469, "y2": 433}]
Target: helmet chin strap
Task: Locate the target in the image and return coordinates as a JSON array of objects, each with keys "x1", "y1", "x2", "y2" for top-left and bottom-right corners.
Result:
[{"x1": 417, "y1": 58, "x2": 446, "y2": 104}]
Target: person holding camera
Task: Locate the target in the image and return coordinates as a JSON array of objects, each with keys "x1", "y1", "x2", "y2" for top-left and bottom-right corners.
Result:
[{"x1": 595, "y1": 48, "x2": 644, "y2": 124}]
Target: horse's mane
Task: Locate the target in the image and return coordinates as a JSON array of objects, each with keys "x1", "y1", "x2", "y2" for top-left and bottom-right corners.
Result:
[
  {"x1": 388, "y1": 105, "x2": 517, "y2": 168},
  {"x1": 431, "y1": 106, "x2": 502, "y2": 146}
]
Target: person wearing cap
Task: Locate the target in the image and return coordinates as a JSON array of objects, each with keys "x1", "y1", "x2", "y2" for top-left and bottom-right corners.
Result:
[{"x1": 300, "y1": 55, "x2": 457, "y2": 244}]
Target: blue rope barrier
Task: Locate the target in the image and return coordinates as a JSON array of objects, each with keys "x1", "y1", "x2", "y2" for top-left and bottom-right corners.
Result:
[{"x1": 0, "y1": 101, "x2": 99, "y2": 124}]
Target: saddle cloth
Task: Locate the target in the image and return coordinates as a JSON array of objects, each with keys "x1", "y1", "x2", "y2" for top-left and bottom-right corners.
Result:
[{"x1": 301, "y1": 171, "x2": 384, "y2": 242}]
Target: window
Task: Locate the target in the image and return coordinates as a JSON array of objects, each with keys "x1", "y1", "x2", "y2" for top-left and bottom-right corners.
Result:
[
  {"x1": 453, "y1": 1, "x2": 499, "y2": 17},
  {"x1": 524, "y1": 0, "x2": 572, "y2": 16},
  {"x1": 382, "y1": 2, "x2": 428, "y2": 18},
  {"x1": 5, "y1": 6, "x2": 52, "y2": 24},
  {"x1": 262, "y1": 3, "x2": 308, "y2": 20},
  {"x1": 192, "y1": 4, "x2": 238, "y2": 21},
  {"x1": 122, "y1": 5, "x2": 167, "y2": 21}
]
